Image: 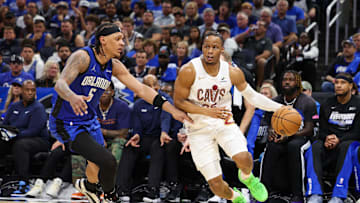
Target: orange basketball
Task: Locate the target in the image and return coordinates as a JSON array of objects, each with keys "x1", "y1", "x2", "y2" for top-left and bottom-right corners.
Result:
[{"x1": 271, "y1": 106, "x2": 302, "y2": 137}]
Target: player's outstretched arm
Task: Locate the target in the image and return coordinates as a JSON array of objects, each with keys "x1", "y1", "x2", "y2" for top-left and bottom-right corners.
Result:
[
  {"x1": 229, "y1": 66, "x2": 283, "y2": 112},
  {"x1": 112, "y1": 59, "x2": 192, "y2": 123},
  {"x1": 174, "y1": 63, "x2": 231, "y2": 119},
  {"x1": 54, "y1": 50, "x2": 90, "y2": 116}
]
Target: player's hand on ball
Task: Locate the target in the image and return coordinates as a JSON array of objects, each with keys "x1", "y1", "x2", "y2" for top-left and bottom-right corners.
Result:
[
  {"x1": 206, "y1": 106, "x2": 232, "y2": 120},
  {"x1": 271, "y1": 106, "x2": 301, "y2": 137},
  {"x1": 70, "y1": 94, "x2": 90, "y2": 116},
  {"x1": 126, "y1": 134, "x2": 140, "y2": 147}
]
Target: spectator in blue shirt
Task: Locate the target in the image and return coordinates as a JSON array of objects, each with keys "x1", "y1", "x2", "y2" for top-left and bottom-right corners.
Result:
[
  {"x1": 0, "y1": 80, "x2": 49, "y2": 181},
  {"x1": 260, "y1": 7, "x2": 283, "y2": 64},
  {"x1": 143, "y1": 39, "x2": 159, "y2": 69},
  {"x1": 49, "y1": 1, "x2": 70, "y2": 38},
  {"x1": 130, "y1": 2, "x2": 146, "y2": 28},
  {"x1": 0, "y1": 55, "x2": 34, "y2": 87},
  {"x1": 195, "y1": 0, "x2": 213, "y2": 15},
  {"x1": 147, "y1": 0, "x2": 162, "y2": 19},
  {"x1": 352, "y1": 33, "x2": 360, "y2": 58},
  {"x1": 286, "y1": 0, "x2": 306, "y2": 34},
  {"x1": 0, "y1": 52, "x2": 10, "y2": 73},
  {"x1": 169, "y1": 41, "x2": 191, "y2": 70},
  {"x1": 149, "y1": 45, "x2": 177, "y2": 84},
  {"x1": 215, "y1": 1, "x2": 237, "y2": 29},
  {"x1": 117, "y1": 74, "x2": 171, "y2": 202},
  {"x1": 96, "y1": 82, "x2": 131, "y2": 164},
  {"x1": 10, "y1": 0, "x2": 27, "y2": 17},
  {"x1": 322, "y1": 40, "x2": 360, "y2": 92},
  {"x1": 231, "y1": 12, "x2": 249, "y2": 37},
  {"x1": 241, "y1": 2, "x2": 258, "y2": 26},
  {"x1": 26, "y1": 16, "x2": 54, "y2": 53},
  {"x1": 272, "y1": 0, "x2": 298, "y2": 46}
]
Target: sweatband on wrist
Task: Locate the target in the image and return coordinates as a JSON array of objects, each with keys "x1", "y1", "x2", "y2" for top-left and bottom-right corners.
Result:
[{"x1": 153, "y1": 94, "x2": 167, "y2": 108}]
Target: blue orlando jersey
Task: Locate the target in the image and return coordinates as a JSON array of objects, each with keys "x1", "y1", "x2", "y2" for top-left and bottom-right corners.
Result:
[{"x1": 51, "y1": 46, "x2": 113, "y2": 123}]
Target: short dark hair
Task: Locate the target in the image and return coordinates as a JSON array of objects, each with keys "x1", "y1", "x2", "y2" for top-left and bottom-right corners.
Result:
[
  {"x1": 122, "y1": 17, "x2": 134, "y2": 25},
  {"x1": 56, "y1": 38, "x2": 71, "y2": 50},
  {"x1": 136, "y1": 49, "x2": 147, "y2": 57},
  {"x1": 3, "y1": 26, "x2": 15, "y2": 32},
  {"x1": 202, "y1": 31, "x2": 224, "y2": 46},
  {"x1": 22, "y1": 39, "x2": 36, "y2": 51},
  {"x1": 142, "y1": 39, "x2": 158, "y2": 54},
  {"x1": 85, "y1": 14, "x2": 100, "y2": 26},
  {"x1": 282, "y1": 70, "x2": 303, "y2": 95},
  {"x1": 134, "y1": 1, "x2": 146, "y2": 10}
]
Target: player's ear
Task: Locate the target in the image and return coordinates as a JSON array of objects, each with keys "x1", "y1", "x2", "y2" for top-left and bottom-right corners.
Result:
[{"x1": 100, "y1": 36, "x2": 106, "y2": 45}]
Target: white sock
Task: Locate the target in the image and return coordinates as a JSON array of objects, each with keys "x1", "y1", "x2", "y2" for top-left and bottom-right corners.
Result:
[
  {"x1": 230, "y1": 188, "x2": 241, "y2": 201},
  {"x1": 240, "y1": 170, "x2": 251, "y2": 180}
]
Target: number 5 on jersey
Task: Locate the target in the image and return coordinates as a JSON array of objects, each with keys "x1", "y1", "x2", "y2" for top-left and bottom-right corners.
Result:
[{"x1": 87, "y1": 88, "x2": 97, "y2": 102}]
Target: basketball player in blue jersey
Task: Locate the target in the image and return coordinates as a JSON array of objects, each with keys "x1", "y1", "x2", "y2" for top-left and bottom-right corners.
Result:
[{"x1": 49, "y1": 23, "x2": 192, "y2": 203}]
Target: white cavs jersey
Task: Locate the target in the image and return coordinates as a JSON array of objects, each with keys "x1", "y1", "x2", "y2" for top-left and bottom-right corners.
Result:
[{"x1": 186, "y1": 57, "x2": 233, "y2": 131}]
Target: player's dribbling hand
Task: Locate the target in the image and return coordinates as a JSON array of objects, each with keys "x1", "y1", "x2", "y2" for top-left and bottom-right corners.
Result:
[
  {"x1": 160, "y1": 132, "x2": 172, "y2": 146},
  {"x1": 126, "y1": 134, "x2": 140, "y2": 147},
  {"x1": 171, "y1": 109, "x2": 194, "y2": 124},
  {"x1": 206, "y1": 106, "x2": 232, "y2": 120},
  {"x1": 70, "y1": 94, "x2": 90, "y2": 116}
]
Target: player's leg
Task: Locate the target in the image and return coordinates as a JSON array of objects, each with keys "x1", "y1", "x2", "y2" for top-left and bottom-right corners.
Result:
[
  {"x1": 187, "y1": 128, "x2": 246, "y2": 203},
  {"x1": 71, "y1": 131, "x2": 117, "y2": 202},
  {"x1": 199, "y1": 161, "x2": 246, "y2": 203},
  {"x1": 86, "y1": 161, "x2": 99, "y2": 184},
  {"x1": 217, "y1": 124, "x2": 268, "y2": 202}
]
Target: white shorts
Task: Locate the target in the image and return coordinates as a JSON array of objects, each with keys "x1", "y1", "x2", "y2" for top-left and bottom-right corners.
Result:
[{"x1": 187, "y1": 123, "x2": 248, "y2": 181}]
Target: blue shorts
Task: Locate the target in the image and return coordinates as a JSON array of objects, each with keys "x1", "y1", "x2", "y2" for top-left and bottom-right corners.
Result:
[{"x1": 49, "y1": 116, "x2": 104, "y2": 146}]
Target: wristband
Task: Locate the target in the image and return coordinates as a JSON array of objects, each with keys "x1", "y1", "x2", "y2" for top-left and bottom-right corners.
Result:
[{"x1": 153, "y1": 94, "x2": 167, "y2": 108}]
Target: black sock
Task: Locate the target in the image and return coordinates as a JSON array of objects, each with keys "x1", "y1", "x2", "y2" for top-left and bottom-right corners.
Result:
[{"x1": 85, "y1": 180, "x2": 97, "y2": 193}]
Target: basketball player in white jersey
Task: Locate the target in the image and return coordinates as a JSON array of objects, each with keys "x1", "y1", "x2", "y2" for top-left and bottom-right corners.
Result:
[{"x1": 174, "y1": 31, "x2": 284, "y2": 203}]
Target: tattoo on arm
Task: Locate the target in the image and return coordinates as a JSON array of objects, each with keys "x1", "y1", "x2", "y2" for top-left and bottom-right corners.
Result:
[{"x1": 55, "y1": 51, "x2": 89, "y2": 101}]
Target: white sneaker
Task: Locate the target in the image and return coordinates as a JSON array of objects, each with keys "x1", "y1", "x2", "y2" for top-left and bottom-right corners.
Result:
[
  {"x1": 329, "y1": 197, "x2": 344, "y2": 203},
  {"x1": 75, "y1": 178, "x2": 100, "y2": 203},
  {"x1": 119, "y1": 195, "x2": 130, "y2": 202},
  {"x1": 46, "y1": 177, "x2": 63, "y2": 198},
  {"x1": 208, "y1": 195, "x2": 227, "y2": 203},
  {"x1": 26, "y1": 179, "x2": 44, "y2": 198},
  {"x1": 308, "y1": 195, "x2": 323, "y2": 203}
]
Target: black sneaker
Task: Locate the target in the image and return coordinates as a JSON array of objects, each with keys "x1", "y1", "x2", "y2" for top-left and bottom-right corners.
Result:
[
  {"x1": 103, "y1": 189, "x2": 118, "y2": 203},
  {"x1": 143, "y1": 187, "x2": 161, "y2": 202},
  {"x1": 74, "y1": 178, "x2": 100, "y2": 203},
  {"x1": 194, "y1": 184, "x2": 212, "y2": 203},
  {"x1": 166, "y1": 182, "x2": 182, "y2": 202}
]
